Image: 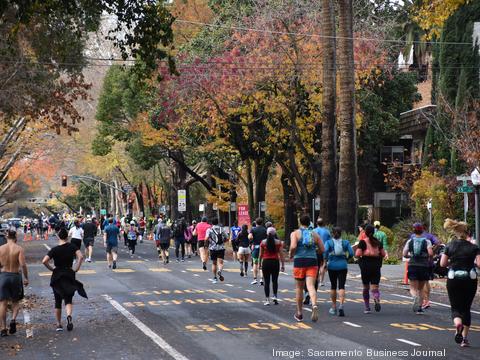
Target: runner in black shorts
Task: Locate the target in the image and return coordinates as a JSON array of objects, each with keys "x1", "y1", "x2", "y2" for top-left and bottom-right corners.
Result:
[{"x1": 206, "y1": 218, "x2": 228, "y2": 284}]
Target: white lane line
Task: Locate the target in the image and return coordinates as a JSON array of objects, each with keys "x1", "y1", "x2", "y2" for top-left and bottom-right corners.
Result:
[
  {"x1": 396, "y1": 339, "x2": 421, "y2": 347},
  {"x1": 23, "y1": 309, "x2": 33, "y2": 338},
  {"x1": 193, "y1": 274, "x2": 200, "y2": 277},
  {"x1": 245, "y1": 289, "x2": 256, "y2": 293},
  {"x1": 304, "y1": 308, "x2": 312, "y2": 312},
  {"x1": 343, "y1": 321, "x2": 362, "y2": 328},
  {"x1": 43, "y1": 244, "x2": 51, "y2": 251},
  {"x1": 103, "y1": 295, "x2": 189, "y2": 360},
  {"x1": 145, "y1": 259, "x2": 150, "y2": 262},
  {"x1": 391, "y1": 294, "x2": 411, "y2": 299},
  {"x1": 181, "y1": 270, "x2": 187, "y2": 273},
  {"x1": 280, "y1": 272, "x2": 289, "y2": 275},
  {"x1": 225, "y1": 284, "x2": 234, "y2": 287}
]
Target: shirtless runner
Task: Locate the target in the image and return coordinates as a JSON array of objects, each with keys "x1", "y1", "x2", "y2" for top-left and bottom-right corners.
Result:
[{"x1": 0, "y1": 229, "x2": 29, "y2": 336}]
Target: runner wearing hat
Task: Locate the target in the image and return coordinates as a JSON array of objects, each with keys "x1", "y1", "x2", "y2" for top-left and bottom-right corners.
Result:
[{"x1": 373, "y1": 221, "x2": 389, "y2": 260}]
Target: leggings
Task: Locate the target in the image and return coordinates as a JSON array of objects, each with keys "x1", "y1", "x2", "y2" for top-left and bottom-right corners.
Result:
[
  {"x1": 128, "y1": 240, "x2": 136, "y2": 254},
  {"x1": 328, "y1": 269, "x2": 348, "y2": 290},
  {"x1": 175, "y1": 239, "x2": 185, "y2": 259},
  {"x1": 447, "y1": 278, "x2": 477, "y2": 327},
  {"x1": 262, "y1": 259, "x2": 280, "y2": 298}
]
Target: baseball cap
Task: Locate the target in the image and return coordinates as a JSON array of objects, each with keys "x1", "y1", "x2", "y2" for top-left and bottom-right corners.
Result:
[
  {"x1": 373, "y1": 221, "x2": 381, "y2": 227},
  {"x1": 413, "y1": 222, "x2": 424, "y2": 231}
]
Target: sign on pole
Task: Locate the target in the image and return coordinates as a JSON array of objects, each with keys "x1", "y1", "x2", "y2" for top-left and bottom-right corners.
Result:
[
  {"x1": 259, "y1": 201, "x2": 266, "y2": 212},
  {"x1": 178, "y1": 190, "x2": 187, "y2": 212},
  {"x1": 230, "y1": 202, "x2": 237, "y2": 212},
  {"x1": 314, "y1": 197, "x2": 320, "y2": 211},
  {"x1": 457, "y1": 185, "x2": 473, "y2": 193},
  {"x1": 238, "y1": 204, "x2": 251, "y2": 226},
  {"x1": 100, "y1": 209, "x2": 107, "y2": 216},
  {"x1": 199, "y1": 204, "x2": 205, "y2": 212}
]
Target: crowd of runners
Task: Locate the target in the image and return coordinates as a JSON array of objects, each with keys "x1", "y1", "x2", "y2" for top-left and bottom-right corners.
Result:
[{"x1": 0, "y1": 211, "x2": 479, "y2": 348}]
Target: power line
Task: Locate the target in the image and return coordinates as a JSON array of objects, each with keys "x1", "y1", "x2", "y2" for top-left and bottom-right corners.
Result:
[{"x1": 174, "y1": 19, "x2": 477, "y2": 46}]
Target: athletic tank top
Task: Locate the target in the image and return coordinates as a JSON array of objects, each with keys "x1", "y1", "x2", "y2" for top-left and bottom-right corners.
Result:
[{"x1": 196, "y1": 222, "x2": 211, "y2": 241}]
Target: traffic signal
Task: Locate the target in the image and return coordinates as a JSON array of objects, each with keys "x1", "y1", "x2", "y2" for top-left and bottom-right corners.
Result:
[{"x1": 61, "y1": 175, "x2": 67, "y2": 187}]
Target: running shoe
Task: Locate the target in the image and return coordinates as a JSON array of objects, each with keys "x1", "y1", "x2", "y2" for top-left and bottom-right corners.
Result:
[
  {"x1": 272, "y1": 296, "x2": 279, "y2": 305},
  {"x1": 240, "y1": 271, "x2": 244, "y2": 277},
  {"x1": 461, "y1": 339, "x2": 470, "y2": 347},
  {"x1": 422, "y1": 301, "x2": 431, "y2": 310},
  {"x1": 251, "y1": 279, "x2": 258, "y2": 285},
  {"x1": 0, "y1": 329, "x2": 7, "y2": 337},
  {"x1": 55, "y1": 325, "x2": 63, "y2": 332},
  {"x1": 218, "y1": 271, "x2": 224, "y2": 282},
  {"x1": 188, "y1": 255, "x2": 191, "y2": 259},
  {"x1": 415, "y1": 308, "x2": 424, "y2": 315},
  {"x1": 311, "y1": 305, "x2": 319, "y2": 322},
  {"x1": 264, "y1": 299, "x2": 270, "y2": 306},
  {"x1": 294, "y1": 313, "x2": 303, "y2": 322},
  {"x1": 212, "y1": 278, "x2": 218, "y2": 284},
  {"x1": 202, "y1": 262, "x2": 207, "y2": 271},
  {"x1": 329, "y1": 308, "x2": 337, "y2": 316},
  {"x1": 455, "y1": 324, "x2": 464, "y2": 344},
  {"x1": 112, "y1": 261, "x2": 117, "y2": 269},
  {"x1": 303, "y1": 294, "x2": 311, "y2": 305},
  {"x1": 412, "y1": 296, "x2": 420, "y2": 313},
  {"x1": 364, "y1": 308, "x2": 371, "y2": 314},
  {"x1": 9, "y1": 320, "x2": 16, "y2": 334},
  {"x1": 374, "y1": 299, "x2": 381, "y2": 312},
  {"x1": 108, "y1": 264, "x2": 112, "y2": 269},
  {"x1": 166, "y1": 257, "x2": 169, "y2": 264},
  {"x1": 338, "y1": 308, "x2": 345, "y2": 317},
  {"x1": 260, "y1": 280, "x2": 264, "y2": 286},
  {"x1": 176, "y1": 258, "x2": 180, "y2": 263},
  {"x1": 66, "y1": 316, "x2": 73, "y2": 331},
  {"x1": 181, "y1": 258, "x2": 185, "y2": 262}
]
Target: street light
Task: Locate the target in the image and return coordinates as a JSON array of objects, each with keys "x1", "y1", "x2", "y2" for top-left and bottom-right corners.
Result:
[{"x1": 470, "y1": 168, "x2": 480, "y2": 246}]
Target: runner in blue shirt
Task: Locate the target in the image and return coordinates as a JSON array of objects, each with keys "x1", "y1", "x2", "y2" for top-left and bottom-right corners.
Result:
[
  {"x1": 313, "y1": 218, "x2": 331, "y2": 287},
  {"x1": 103, "y1": 218, "x2": 120, "y2": 269},
  {"x1": 230, "y1": 222, "x2": 241, "y2": 262}
]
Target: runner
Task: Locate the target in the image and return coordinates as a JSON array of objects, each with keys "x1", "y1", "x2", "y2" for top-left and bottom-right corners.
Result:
[
  {"x1": 82, "y1": 216, "x2": 97, "y2": 263},
  {"x1": 193, "y1": 217, "x2": 211, "y2": 271},
  {"x1": 206, "y1": 218, "x2": 228, "y2": 284},
  {"x1": 259, "y1": 227, "x2": 285, "y2": 305},
  {"x1": 0, "y1": 229, "x2": 29, "y2": 337},
  {"x1": 155, "y1": 220, "x2": 172, "y2": 264},
  {"x1": 323, "y1": 227, "x2": 354, "y2": 317},
  {"x1": 188, "y1": 220, "x2": 198, "y2": 257},
  {"x1": 126, "y1": 221, "x2": 139, "y2": 256},
  {"x1": 138, "y1": 217, "x2": 146, "y2": 243},
  {"x1": 355, "y1": 224, "x2": 386, "y2": 314},
  {"x1": 68, "y1": 219, "x2": 84, "y2": 252},
  {"x1": 416, "y1": 223, "x2": 440, "y2": 309},
  {"x1": 230, "y1": 221, "x2": 241, "y2": 262},
  {"x1": 103, "y1": 218, "x2": 120, "y2": 269},
  {"x1": 237, "y1": 224, "x2": 251, "y2": 277},
  {"x1": 42, "y1": 227, "x2": 86, "y2": 332},
  {"x1": 172, "y1": 218, "x2": 187, "y2": 262},
  {"x1": 184, "y1": 220, "x2": 193, "y2": 259},
  {"x1": 441, "y1": 219, "x2": 480, "y2": 347},
  {"x1": 289, "y1": 215, "x2": 324, "y2": 322},
  {"x1": 373, "y1": 221, "x2": 389, "y2": 259},
  {"x1": 403, "y1": 223, "x2": 433, "y2": 314},
  {"x1": 313, "y1": 218, "x2": 331, "y2": 288},
  {"x1": 249, "y1": 217, "x2": 267, "y2": 285}
]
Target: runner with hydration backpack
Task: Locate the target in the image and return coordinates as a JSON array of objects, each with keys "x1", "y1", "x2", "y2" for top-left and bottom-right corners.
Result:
[
  {"x1": 289, "y1": 215, "x2": 324, "y2": 322},
  {"x1": 206, "y1": 218, "x2": 228, "y2": 284},
  {"x1": 403, "y1": 223, "x2": 433, "y2": 314},
  {"x1": 323, "y1": 227, "x2": 354, "y2": 317},
  {"x1": 127, "y1": 221, "x2": 139, "y2": 256},
  {"x1": 155, "y1": 220, "x2": 172, "y2": 264}
]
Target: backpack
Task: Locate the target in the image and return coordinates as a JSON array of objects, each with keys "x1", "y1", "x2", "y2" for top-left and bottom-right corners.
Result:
[
  {"x1": 173, "y1": 221, "x2": 185, "y2": 238},
  {"x1": 301, "y1": 228, "x2": 314, "y2": 248},
  {"x1": 409, "y1": 237, "x2": 427, "y2": 258},
  {"x1": 127, "y1": 227, "x2": 137, "y2": 241},
  {"x1": 329, "y1": 239, "x2": 346, "y2": 257},
  {"x1": 209, "y1": 227, "x2": 225, "y2": 246}
]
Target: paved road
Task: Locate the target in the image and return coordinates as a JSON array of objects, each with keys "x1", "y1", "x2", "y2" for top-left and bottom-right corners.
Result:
[{"x1": 1, "y1": 235, "x2": 479, "y2": 360}]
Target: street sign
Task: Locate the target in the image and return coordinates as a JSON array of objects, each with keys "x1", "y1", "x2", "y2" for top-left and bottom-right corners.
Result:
[
  {"x1": 259, "y1": 201, "x2": 266, "y2": 212},
  {"x1": 230, "y1": 202, "x2": 237, "y2": 212},
  {"x1": 456, "y1": 175, "x2": 471, "y2": 182},
  {"x1": 123, "y1": 184, "x2": 133, "y2": 192},
  {"x1": 199, "y1": 204, "x2": 205, "y2": 212},
  {"x1": 457, "y1": 186, "x2": 474, "y2": 193},
  {"x1": 100, "y1": 209, "x2": 107, "y2": 215},
  {"x1": 314, "y1": 197, "x2": 320, "y2": 211},
  {"x1": 178, "y1": 190, "x2": 187, "y2": 212},
  {"x1": 238, "y1": 204, "x2": 250, "y2": 226}
]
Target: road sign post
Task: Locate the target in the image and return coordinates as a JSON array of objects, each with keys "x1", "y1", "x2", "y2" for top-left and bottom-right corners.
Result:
[{"x1": 178, "y1": 190, "x2": 186, "y2": 213}]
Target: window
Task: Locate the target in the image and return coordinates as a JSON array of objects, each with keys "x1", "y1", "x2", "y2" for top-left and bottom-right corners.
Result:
[{"x1": 381, "y1": 146, "x2": 404, "y2": 164}]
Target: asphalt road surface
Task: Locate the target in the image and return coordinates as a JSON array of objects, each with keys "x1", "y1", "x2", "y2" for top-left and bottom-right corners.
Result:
[{"x1": 1, "y1": 234, "x2": 479, "y2": 360}]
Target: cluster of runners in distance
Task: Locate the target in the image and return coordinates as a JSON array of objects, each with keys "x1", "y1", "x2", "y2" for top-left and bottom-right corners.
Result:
[{"x1": 0, "y1": 211, "x2": 479, "y2": 348}]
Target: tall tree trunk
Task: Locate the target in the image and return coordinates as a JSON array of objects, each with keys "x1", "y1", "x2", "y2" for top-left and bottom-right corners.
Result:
[
  {"x1": 337, "y1": 0, "x2": 358, "y2": 233},
  {"x1": 281, "y1": 173, "x2": 297, "y2": 246},
  {"x1": 245, "y1": 159, "x2": 255, "y2": 221},
  {"x1": 320, "y1": 0, "x2": 337, "y2": 225},
  {"x1": 254, "y1": 159, "x2": 270, "y2": 219}
]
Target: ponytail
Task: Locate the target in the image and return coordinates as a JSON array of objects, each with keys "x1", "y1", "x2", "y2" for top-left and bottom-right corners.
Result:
[
  {"x1": 365, "y1": 225, "x2": 381, "y2": 248},
  {"x1": 266, "y1": 233, "x2": 276, "y2": 253}
]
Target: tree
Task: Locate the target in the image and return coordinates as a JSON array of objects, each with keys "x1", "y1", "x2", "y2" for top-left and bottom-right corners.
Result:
[{"x1": 337, "y1": 0, "x2": 358, "y2": 232}]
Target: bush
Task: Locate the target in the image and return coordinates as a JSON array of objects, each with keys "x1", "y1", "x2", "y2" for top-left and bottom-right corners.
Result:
[
  {"x1": 379, "y1": 225, "x2": 394, "y2": 247},
  {"x1": 384, "y1": 257, "x2": 400, "y2": 265},
  {"x1": 391, "y1": 218, "x2": 417, "y2": 259}
]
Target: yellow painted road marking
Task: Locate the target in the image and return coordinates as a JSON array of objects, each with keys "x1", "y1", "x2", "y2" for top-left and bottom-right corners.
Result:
[
  {"x1": 186, "y1": 322, "x2": 311, "y2": 332},
  {"x1": 112, "y1": 268, "x2": 135, "y2": 273},
  {"x1": 391, "y1": 323, "x2": 480, "y2": 332},
  {"x1": 186, "y1": 268, "x2": 204, "y2": 272},
  {"x1": 123, "y1": 297, "x2": 259, "y2": 307},
  {"x1": 38, "y1": 269, "x2": 96, "y2": 277},
  {"x1": 223, "y1": 269, "x2": 240, "y2": 273},
  {"x1": 127, "y1": 260, "x2": 144, "y2": 263},
  {"x1": 149, "y1": 268, "x2": 172, "y2": 272}
]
